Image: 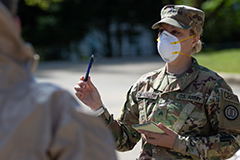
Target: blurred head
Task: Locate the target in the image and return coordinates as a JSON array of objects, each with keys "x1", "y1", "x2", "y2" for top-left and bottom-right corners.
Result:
[
  {"x1": 0, "y1": 0, "x2": 21, "y2": 32},
  {"x1": 0, "y1": 0, "x2": 18, "y2": 15},
  {"x1": 152, "y1": 5, "x2": 205, "y2": 54},
  {"x1": 0, "y1": 0, "x2": 39, "y2": 72}
]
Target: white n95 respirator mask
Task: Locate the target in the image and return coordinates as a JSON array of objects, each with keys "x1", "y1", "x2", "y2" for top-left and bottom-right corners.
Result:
[{"x1": 157, "y1": 30, "x2": 194, "y2": 63}]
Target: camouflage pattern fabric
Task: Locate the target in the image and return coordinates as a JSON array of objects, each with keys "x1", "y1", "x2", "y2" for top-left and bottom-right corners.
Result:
[
  {"x1": 227, "y1": 149, "x2": 240, "y2": 160},
  {"x1": 99, "y1": 57, "x2": 240, "y2": 160},
  {"x1": 152, "y1": 5, "x2": 205, "y2": 36}
]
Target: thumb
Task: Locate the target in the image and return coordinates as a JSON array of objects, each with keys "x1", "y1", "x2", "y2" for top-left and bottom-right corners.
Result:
[
  {"x1": 87, "y1": 76, "x2": 93, "y2": 86},
  {"x1": 157, "y1": 123, "x2": 171, "y2": 134}
]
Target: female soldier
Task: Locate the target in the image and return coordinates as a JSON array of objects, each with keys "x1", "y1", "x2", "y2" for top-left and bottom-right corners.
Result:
[{"x1": 74, "y1": 5, "x2": 240, "y2": 159}]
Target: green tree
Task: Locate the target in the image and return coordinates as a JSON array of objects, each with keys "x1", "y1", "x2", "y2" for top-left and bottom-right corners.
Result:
[
  {"x1": 88, "y1": 0, "x2": 164, "y2": 57},
  {"x1": 24, "y1": 0, "x2": 62, "y2": 10},
  {"x1": 18, "y1": 0, "x2": 240, "y2": 59},
  {"x1": 19, "y1": 0, "x2": 94, "y2": 60},
  {"x1": 175, "y1": 0, "x2": 240, "y2": 49}
]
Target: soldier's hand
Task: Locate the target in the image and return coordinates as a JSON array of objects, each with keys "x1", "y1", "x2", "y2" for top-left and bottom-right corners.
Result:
[
  {"x1": 74, "y1": 76, "x2": 103, "y2": 110},
  {"x1": 138, "y1": 123, "x2": 177, "y2": 149}
]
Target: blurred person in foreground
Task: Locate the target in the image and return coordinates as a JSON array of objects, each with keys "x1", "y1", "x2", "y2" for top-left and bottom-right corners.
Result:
[
  {"x1": 0, "y1": 0, "x2": 117, "y2": 160},
  {"x1": 74, "y1": 4, "x2": 240, "y2": 160}
]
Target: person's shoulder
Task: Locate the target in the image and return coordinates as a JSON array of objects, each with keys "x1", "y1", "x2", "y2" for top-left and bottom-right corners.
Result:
[
  {"x1": 32, "y1": 82, "x2": 62, "y2": 90},
  {"x1": 138, "y1": 67, "x2": 164, "y2": 82},
  {"x1": 129, "y1": 67, "x2": 164, "y2": 92},
  {"x1": 197, "y1": 65, "x2": 233, "y2": 90},
  {"x1": 31, "y1": 82, "x2": 66, "y2": 96},
  {"x1": 29, "y1": 82, "x2": 77, "y2": 106},
  {"x1": 198, "y1": 65, "x2": 224, "y2": 81}
]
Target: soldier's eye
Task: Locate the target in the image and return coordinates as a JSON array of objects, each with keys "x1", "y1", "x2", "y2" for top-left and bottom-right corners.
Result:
[
  {"x1": 171, "y1": 30, "x2": 180, "y2": 34},
  {"x1": 158, "y1": 29, "x2": 164, "y2": 33}
]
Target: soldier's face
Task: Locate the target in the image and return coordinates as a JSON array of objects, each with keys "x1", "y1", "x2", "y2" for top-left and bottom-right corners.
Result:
[{"x1": 158, "y1": 23, "x2": 199, "y2": 56}]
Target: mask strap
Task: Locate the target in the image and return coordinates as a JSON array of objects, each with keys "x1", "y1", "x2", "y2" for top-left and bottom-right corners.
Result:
[
  {"x1": 171, "y1": 35, "x2": 195, "y2": 45},
  {"x1": 172, "y1": 51, "x2": 191, "y2": 57}
]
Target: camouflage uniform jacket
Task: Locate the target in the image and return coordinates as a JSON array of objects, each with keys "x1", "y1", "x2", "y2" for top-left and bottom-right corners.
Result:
[
  {"x1": 99, "y1": 58, "x2": 240, "y2": 160},
  {"x1": 227, "y1": 149, "x2": 240, "y2": 160}
]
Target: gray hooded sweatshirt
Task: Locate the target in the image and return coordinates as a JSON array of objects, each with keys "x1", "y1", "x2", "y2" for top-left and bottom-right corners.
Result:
[{"x1": 0, "y1": 2, "x2": 117, "y2": 160}]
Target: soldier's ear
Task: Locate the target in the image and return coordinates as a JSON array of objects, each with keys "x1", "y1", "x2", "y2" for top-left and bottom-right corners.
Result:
[{"x1": 191, "y1": 35, "x2": 200, "y2": 48}]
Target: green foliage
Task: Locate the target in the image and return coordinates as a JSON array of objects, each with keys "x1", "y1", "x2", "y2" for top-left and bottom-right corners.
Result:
[
  {"x1": 202, "y1": 0, "x2": 240, "y2": 45},
  {"x1": 194, "y1": 49, "x2": 240, "y2": 73},
  {"x1": 201, "y1": 0, "x2": 223, "y2": 11},
  {"x1": 19, "y1": 0, "x2": 166, "y2": 58},
  {"x1": 175, "y1": 0, "x2": 194, "y2": 6},
  {"x1": 19, "y1": 0, "x2": 92, "y2": 47},
  {"x1": 24, "y1": 0, "x2": 62, "y2": 10},
  {"x1": 18, "y1": 0, "x2": 240, "y2": 59}
]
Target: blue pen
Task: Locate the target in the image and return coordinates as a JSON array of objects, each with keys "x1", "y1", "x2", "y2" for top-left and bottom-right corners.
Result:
[{"x1": 84, "y1": 54, "x2": 94, "y2": 82}]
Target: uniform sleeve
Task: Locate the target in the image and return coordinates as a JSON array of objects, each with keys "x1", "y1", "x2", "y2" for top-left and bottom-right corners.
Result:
[
  {"x1": 98, "y1": 85, "x2": 141, "y2": 151},
  {"x1": 173, "y1": 79, "x2": 240, "y2": 159},
  {"x1": 48, "y1": 90, "x2": 117, "y2": 160},
  {"x1": 227, "y1": 149, "x2": 240, "y2": 160}
]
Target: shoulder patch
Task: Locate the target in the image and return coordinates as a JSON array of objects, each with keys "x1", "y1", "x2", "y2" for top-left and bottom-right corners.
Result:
[
  {"x1": 221, "y1": 89, "x2": 239, "y2": 104},
  {"x1": 219, "y1": 89, "x2": 240, "y2": 133},
  {"x1": 176, "y1": 93, "x2": 204, "y2": 104},
  {"x1": 224, "y1": 105, "x2": 239, "y2": 120},
  {"x1": 136, "y1": 92, "x2": 158, "y2": 100}
]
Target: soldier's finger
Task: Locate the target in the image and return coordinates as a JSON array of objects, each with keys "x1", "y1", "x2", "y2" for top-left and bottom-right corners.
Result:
[
  {"x1": 77, "y1": 81, "x2": 87, "y2": 87},
  {"x1": 74, "y1": 85, "x2": 86, "y2": 92},
  {"x1": 75, "y1": 91, "x2": 84, "y2": 99},
  {"x1": 141, "y1": 133, "x2": 147, "y2": 141},
  {"x1": 146, "y1": 138, "x2": 157, "y2": 146},
  {"x1": 139, "y1": 130, "x2": 158, "y2": 139},
  {"x1": 158, "y1": 123, "x2": 175, "y2": 135}
]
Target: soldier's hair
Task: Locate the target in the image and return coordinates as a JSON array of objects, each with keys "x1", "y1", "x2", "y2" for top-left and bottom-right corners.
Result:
[{"x1": 0, "y1": 0, "x2": 19, "y2": 15}]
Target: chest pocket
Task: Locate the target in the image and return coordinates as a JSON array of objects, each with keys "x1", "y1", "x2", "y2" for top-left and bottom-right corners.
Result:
[
  {"x1": 136, "y1": 92, "x2": 159, "y2": 123},
  {"x1": 174, "y1": 93, "x2": 206, "y2": 133},
  {"x1": 153, "y1": 104, "x2": 168, "y2": 122},
  {"x1": 152, "y1": 101, "x2": 190, "y2": 129},
  {"x1": 137, "y1": 92, "x2": 175, "y2": 128},
  {"x1": 173, "y1": 102, "x2": 196, "y2": 133}
]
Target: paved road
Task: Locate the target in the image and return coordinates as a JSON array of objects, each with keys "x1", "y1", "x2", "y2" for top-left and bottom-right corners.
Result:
[{"x1": 34, "y1": 56, "x2": 240, "y2": 160}]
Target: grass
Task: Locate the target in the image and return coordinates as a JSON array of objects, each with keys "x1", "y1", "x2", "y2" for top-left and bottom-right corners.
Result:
[{"x1": 193, "y1": 48, "x2": 240, "y2": 74}]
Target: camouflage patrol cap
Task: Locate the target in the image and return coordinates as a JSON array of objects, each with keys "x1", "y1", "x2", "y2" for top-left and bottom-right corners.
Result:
[{"x1": 152, "y1": 5, "x2": 205, "y2": 35}]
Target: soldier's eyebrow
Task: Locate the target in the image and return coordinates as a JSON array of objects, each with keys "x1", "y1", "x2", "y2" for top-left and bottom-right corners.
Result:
[
  {"x1": 159, "y1": 24, "x2": 166, "y2": 30},
  {"x1": 159, "y1": 24, "x2": 179, "y2": 31}
]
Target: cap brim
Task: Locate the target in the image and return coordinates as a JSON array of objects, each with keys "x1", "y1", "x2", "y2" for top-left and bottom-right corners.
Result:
[{"x1": 151, "y1": 18, "x2": 191, "y2": 30}]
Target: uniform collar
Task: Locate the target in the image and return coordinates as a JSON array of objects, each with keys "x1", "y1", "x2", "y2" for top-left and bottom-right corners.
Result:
[{"x1": 151, "y1": 57, "x2": 200, "y2": 92}]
